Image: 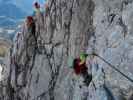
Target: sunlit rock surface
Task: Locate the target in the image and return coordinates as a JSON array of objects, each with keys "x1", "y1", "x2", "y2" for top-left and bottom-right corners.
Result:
[{"x1": 0, "y1": 0, "x2": 133, "y2": 100}]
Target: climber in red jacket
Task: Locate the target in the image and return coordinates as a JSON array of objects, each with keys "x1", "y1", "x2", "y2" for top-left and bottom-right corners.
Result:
[
  {"x1": 26, "y1": 16, "x2": 34, "y2": 28},
  {"x1": 26, "y1": 16, "x2": 36, "y2": 36},
  {"x1": 26, "y1": 16, "x2": 37, "y2": 49},
  {"x1": 73, "y1": 58, "x2": 87, "y2": 75},
  {"x1": 73, "y1": 53, "x2": 92, "y2": 86}
]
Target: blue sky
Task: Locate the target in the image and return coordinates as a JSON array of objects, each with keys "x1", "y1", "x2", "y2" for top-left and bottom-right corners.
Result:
[
  {"x1": 13, "y1": 0, "x2": 46, "y2": 13},
  {"x1": 0, "y1": 0, "x2": 46, "y2": 14}
]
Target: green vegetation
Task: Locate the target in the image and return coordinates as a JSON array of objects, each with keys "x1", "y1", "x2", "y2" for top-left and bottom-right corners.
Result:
[{"x1": 0, "y1": 45, "x2": 8, "y2": 57}]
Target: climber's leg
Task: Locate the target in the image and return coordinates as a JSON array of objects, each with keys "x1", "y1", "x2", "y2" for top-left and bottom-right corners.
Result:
[{"x1": 81, "y1": 70, "x2": 92, "y2": 86}]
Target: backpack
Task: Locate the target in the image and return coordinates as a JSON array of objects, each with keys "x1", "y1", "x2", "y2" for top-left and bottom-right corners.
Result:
[{"x1": 67, "y1": 56, "x2": 74, "y2": 68}]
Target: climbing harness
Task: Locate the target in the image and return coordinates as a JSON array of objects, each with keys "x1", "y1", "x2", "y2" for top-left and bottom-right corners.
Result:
[{"x1": 90, "y1": 53, "x2": 133, "y2": 83}]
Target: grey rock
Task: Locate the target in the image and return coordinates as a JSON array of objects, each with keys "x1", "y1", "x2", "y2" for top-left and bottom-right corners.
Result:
[{"x1": 0, "y1": 0, "x2": 133, "y2": 100}]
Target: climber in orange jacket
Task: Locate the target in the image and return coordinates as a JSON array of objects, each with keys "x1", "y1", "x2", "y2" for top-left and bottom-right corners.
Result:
[{"x1": 73, "y1": 53, "x2": 92, "y2": 86}]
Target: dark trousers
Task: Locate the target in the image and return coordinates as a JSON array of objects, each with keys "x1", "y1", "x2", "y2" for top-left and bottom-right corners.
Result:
[{"x1": 81, "y1": 70, "x2": 92, "y2": 86}]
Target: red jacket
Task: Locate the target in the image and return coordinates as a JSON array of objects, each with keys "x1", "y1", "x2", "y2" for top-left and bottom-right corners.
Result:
[{"x1": 73, "y1": 58, "x2": 88, "y2": 75}]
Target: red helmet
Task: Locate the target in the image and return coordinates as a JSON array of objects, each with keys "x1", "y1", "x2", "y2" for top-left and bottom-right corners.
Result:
[{"x1": 34, "y1": 2, "x2": 40, "y2": 8}]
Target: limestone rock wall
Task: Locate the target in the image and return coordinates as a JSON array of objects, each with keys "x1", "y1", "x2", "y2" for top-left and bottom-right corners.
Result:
[{"x1": 1, "y1": 0, "x2": 133, "y2": 100}]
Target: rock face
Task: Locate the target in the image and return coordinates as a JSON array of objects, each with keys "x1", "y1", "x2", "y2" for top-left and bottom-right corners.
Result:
[{"x1": 1, "y1": 0, "x2": 133, "y2": 100}]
